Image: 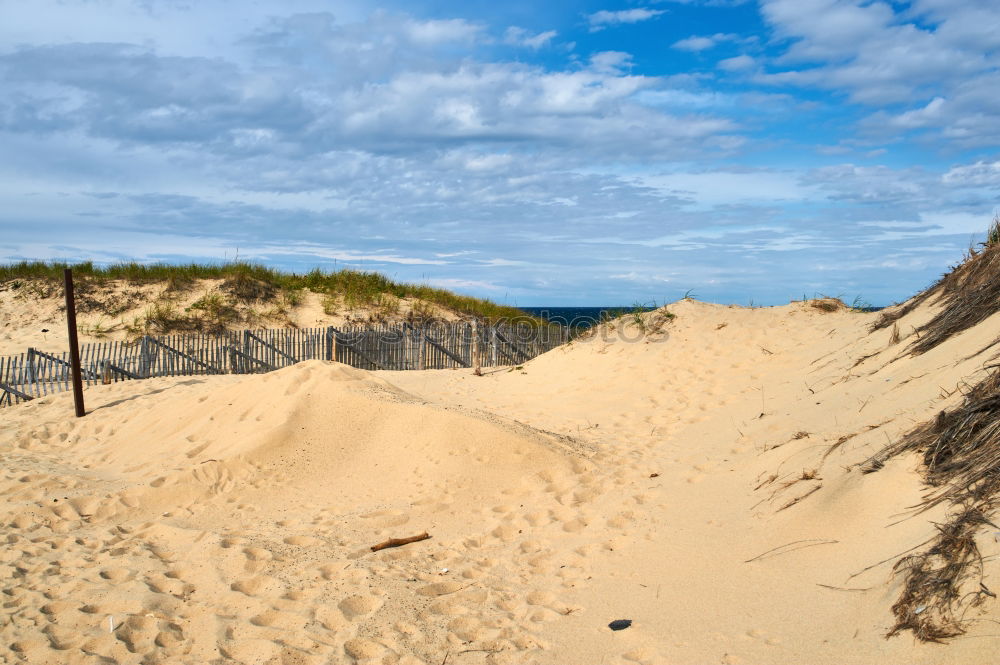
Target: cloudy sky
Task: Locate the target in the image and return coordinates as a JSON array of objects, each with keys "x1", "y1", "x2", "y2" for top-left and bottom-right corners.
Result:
[{"x1": 2, "y1": 0, "x2": 999, "y2": 306}]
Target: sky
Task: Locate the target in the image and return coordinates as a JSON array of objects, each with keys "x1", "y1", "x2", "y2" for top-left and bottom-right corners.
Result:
[{"x1": 1, "y1": 0, "x2": 999, "y2": 306}]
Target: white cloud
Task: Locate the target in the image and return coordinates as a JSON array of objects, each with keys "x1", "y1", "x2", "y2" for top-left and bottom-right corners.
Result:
[
  {"x1": 916, "y1": 210, "x2": 995, "y2": 235},
  {"x1": 464, "y1": 153, "x2": 514, "y2": 171},
  {"x1": 503, "y1": 26, "x2": 557, "y2": 49},
  {"x1": 478, "y1": 258, "x2": 530, "y2": 267},
  {"x1": 609, "y1": 272, "x2": 674, "y2": 283},
  {"x1": 758, "y1": 0, "x2": 1000, "y2": 145},
  {"x1": 673, "y1": 36, "x2": 716, "y2": 51},
  {"x1": 588, "y1": 51, "x2": 634, "y2": 74},
  {"x1": 426, "y1": 277, "x2": 505, "y2": 291},
  {"x1": 633, "y1": 89, "x2": 737, "y2": 110},
  {"x1": 672, "y1": 33, "x2": 737, "y2": 51},
  {"x1": 0, "y1": 2, "x2": 997, "y2": 307},
  {"x1": 718, "y1": 54, "x2": 755, "y2": 71},
  {"x1": 0, "y1": 0, "x2": 370, "y2": 59},
  {"x1": 889, "y1": 96, "x2": 946, "y2": 129},
  {"x1": 405, "y1": 18, "x2": 483, "y2": 44},
  {"x1": 942, "y1": 160, "x2": 1000, "y2": 186},
  {"x1": 638, "y1": 169, "x2": 816, "y2": 207},
  {"x1": 803, "y1": 164, "x2": 926, "y2": 204},
  {"x1": 588, "y1": 8, "x2": 666, "y2": 32}
]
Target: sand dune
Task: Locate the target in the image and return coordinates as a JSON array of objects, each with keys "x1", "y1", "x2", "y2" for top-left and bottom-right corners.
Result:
[
  {"x1": 0, "y1": 277, "x2": 463, "y2": 356},
  {"x1": 2, "y1": 297, "x2": 999, "y2": 663}
]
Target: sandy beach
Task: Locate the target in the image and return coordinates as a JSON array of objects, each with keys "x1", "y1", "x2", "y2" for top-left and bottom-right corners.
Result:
[
  {"x1": 2, "y1": 288, "x2": 999, "y2": 665},
  {"x1": 5, "y1": 0, "x2": 1000, "y2": 662}
]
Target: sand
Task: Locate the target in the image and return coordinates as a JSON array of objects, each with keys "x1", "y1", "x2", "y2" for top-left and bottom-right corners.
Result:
[{"x1": 2, "y1": 297, "x2": 998, "y2": 664}]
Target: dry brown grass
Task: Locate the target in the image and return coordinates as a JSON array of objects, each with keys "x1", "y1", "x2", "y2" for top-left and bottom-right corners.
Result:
[
  {"x1": 859, "y1": 219, "x2": 1000, "y2": 640},
  {"x1": 873, "y1": 217, "x2": 1000, "y2": 356},
  {"x1": 221, "y1": 273, "x2": 277, "y2": 303},
  {"x1": 889, "y1": 322, "x2": 901, "y2": 346},
  {"x1": 810, "y1": 297, "x2": 845, "y2": 312},
  {"x1": 888, "y1": 503, "x2": 996, "y2": 642},
  {"x1": 870, "y1": 291, "x2": 935, "y2": 332},
  {"x1": 870, "y1": 367, "x2": 1000, "y2": 640}
]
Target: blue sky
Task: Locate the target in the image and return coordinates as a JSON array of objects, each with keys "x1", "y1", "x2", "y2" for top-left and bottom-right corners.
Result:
[{"x1": 1, "y1": 0, "x2": 999, "y2": 306}]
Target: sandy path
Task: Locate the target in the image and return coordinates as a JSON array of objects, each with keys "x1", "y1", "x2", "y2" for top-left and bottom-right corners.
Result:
[
  {"x1": 387, "y1": 300, "x2": 999, "y2": 664},
  {"x1": 1, "y1": 299, "x2": 998, "y2": 664}
]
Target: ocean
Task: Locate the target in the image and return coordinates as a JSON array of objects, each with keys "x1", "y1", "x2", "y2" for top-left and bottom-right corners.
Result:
[{"x1": 520, "y1": 306, "x2": 654, "y2": 329}]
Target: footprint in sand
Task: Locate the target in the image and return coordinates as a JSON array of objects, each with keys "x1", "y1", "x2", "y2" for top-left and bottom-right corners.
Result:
[
  {"x1": 145, "y1": 573, "x2": 192, "y2": 598},
  {"x1": 44, "y1": 624, "x2": 82, "y2": 650},
  {"x1": 116, "y1": 615, "x2": 159, "y2": 653},
  {"x1": 339, "y1": 594, "x2": 382, "y2": 619},
  {"x1": 243, "y1": 546, "x2": 273, "y2": 561},
  {"x1": 622, "y1": 647, "x2": 661, "y2": 664},
  {"x1": 344, "y1": 638, "x2": 389, "y2": 661},
  {"x1": 39, "y1": 600, "x2": 76, "y2": 618},
  {"x1": 416, "y1": 581, "x2": 466, "y2": 597},
  {"x1": 242, "y1": 546, "x2": 274, "y2": 572},
  {"x1": 448, "y1": 616, "x2": 484, "y2": 641},
  {"x1": 230, "y1": 575, "x2": 283, "y2": 597},
  {"x1": 98, "y1": 567, "x2": 133, "y2": 583},
  {"x1": 185, "y1": 442, "x2": 209, "y2": 458},
  {"x1": 249, "y1": 608, "x2": 303, "y2": 630},
  {"x1": 317, "y1": 562, "x2": 349, "y2": 581}
]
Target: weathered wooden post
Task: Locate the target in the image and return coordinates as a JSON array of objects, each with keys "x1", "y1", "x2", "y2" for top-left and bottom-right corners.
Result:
[
  {"x1": 63, "y1": 268, "x2": 86, "y2": 417},
  {"x1": 472, "y1": 320, "x2": 482, "y2": 376},
  {"x1": 490, "y1": 325, "x2": 498, "y2": 367},
  {"x1": 417, "y1": 325, "x2": 426, "y2": 371},
  {"x1": 325, "y1": 326, "x2": 335, "y2": 361}
]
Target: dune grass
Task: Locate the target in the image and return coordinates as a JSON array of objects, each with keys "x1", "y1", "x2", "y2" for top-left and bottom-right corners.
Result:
[
  {"x1": 872, "y1": 216, "x2": 1000, "y2": 352},
  {"x1": 0, "y1": 260, "x2": 538, "y2": 323},
  {"x1": 871, "y1": 367, "x2": 1000, "y2": 641},
  {"x1": 861, "y1": 216, "x2": 1000, "y2": 641}
]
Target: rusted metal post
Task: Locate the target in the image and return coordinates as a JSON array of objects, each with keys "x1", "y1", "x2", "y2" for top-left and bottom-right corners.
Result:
[{"x1": 64, "y1": 268, "x2": 86, "y2": 417}]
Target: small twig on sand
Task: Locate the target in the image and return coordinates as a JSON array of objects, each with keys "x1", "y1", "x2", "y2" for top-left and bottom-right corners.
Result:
[
  {"x1": 745, "y1": 539, "x2": 839, "y2": 563},
  {"x1": 371, "y1": 532, "x2": 431, "y2": 552},
  {"x1": 777, "y1": 484, "x2": 822, "y2": 511},
  {"x1": 817, "y1": 583, "x2": 872, "y2": 592},
  {"x1": 846, "y1": 538, "x2": 933, "y2": 581}
]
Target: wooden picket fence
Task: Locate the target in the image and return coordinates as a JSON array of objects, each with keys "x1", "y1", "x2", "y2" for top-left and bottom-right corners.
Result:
[{"x1": 0, "y1": 322, "x2": 568, "y2": 408}]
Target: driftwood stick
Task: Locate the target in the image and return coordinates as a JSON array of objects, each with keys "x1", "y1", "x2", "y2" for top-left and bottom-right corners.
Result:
[{"x1": 371, "y1": 532, "x2": 431, "y2": 552}]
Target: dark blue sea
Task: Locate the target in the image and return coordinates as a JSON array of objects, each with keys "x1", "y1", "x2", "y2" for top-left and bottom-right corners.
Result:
[{"x1": 521, "y1": 306, "x2": 653, "y2": 329}]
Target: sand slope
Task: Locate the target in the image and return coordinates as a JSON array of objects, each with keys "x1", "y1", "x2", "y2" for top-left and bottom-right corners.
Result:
[
  {"x1": 388, "y1": 299, "x2": 1000, "y2": 664},
  {"x1": 2, "y1": 298, "x2": 999, "y2": 664},
  {"x1": 1, "y1": 362, "x2": 601, "y2": 664}
]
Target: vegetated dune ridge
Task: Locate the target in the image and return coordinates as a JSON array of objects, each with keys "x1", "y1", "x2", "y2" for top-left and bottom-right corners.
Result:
[
  {"x1": 0, "y1": 277, "x2": 458, "y2": 357},
  {"x1": 2, "y1": 297, "x2": 1000, "y2": 661},
  {"x1": 0, "y1": 265, "x2": 535, "y2": 356}
]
